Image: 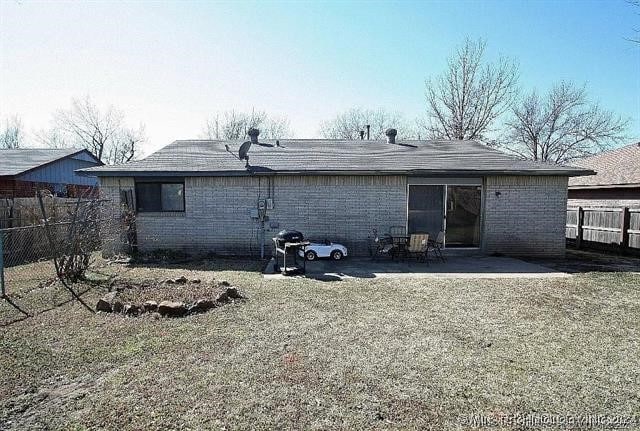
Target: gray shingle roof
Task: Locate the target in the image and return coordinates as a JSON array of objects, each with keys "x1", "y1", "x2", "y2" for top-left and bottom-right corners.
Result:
[
  {"x1": 0, "y1": 148, "x2": 87, "y2": 177},
  {"x1": 80, "y1": 139, "x2": 593, "y2": 177},
  {"x1": 569, "y1": 142, "x2": 640, "y2": 188}
]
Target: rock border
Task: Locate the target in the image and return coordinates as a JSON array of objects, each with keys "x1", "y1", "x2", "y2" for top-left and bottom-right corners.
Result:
[{"x1": 96, "y1": 284, "x2": 243, "y2": 318}]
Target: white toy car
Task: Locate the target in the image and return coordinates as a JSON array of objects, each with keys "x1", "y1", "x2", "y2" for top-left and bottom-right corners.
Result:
[{"x1": 299, "y1": 240, "x2": 348, "y2": 261}]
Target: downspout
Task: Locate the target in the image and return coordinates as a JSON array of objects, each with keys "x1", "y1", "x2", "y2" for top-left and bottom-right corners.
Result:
[
  {"x1": 260, "y1": 177, "x2": 265, "y2": 260},
  {"x1": 0, "y1": 231, "x2": 5, "y2": 297},
  {"x1": 260, "y1": 174, "x2": 277, "y2": 260},
  {"x1": 480, "y1": 176, "x2": 488, "y2": 253}
]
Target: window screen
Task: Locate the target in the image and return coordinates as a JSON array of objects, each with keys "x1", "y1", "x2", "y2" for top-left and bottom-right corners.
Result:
[
  {"x1": 135, "y1": 181, "x2": 184, "y2": 212},
  {"x1": 407, "y1": 185, "x2": 444, "y2": 237},
  {"x1": 161, "y1": 183, "x2": 184, "y2": 211}
]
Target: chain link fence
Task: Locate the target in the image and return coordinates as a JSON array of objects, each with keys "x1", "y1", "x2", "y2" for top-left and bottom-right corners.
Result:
[
  {"x1": 0, "y1": 191, "x2": 131, "y2": 324},
  {"x1": 1, "y1": 225, "x2": 59, "y2": 295}
]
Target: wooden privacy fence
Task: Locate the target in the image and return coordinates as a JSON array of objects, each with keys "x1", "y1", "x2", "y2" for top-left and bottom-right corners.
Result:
[
  {"x1": 566, "y1": 206, "x2": 640, "y2": 253},
  {"x1": 0, "y1": 197, "x2": 80, "y2": 229}
]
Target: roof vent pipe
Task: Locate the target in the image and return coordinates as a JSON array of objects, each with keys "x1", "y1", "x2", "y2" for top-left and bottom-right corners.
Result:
[
  {"x1": 385, "y1": 128, "x2": 397, "y2": 144},
  {"x1": 366, "y1": 125, "x2": 370, "y2": 140},
  {"x1": 247, "y1": 128, "x2": 259, "y2": 144}
]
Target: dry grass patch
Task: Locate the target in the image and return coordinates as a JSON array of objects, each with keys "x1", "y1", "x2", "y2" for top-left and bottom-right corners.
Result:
[
  {"x1": 1, "y1": 260, "x2": 639, "y2": 430},
  {"x1": 114, "y1": 279, "x2": 229, "y2": 305}
]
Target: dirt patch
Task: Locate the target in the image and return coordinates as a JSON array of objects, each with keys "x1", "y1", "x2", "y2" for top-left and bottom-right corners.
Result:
[
  {"x1": 115, "y1": 279, "x2": 231, "y2": 304},
  {"x1": 96, "y1": 278, "x2": 243, "y2": 317},
  {"x1": 528, "y1": 250, "x2": 640, "y2": 273},
  {"x1": 2, "y1": 376, "x2": 94, "y2": 429}
]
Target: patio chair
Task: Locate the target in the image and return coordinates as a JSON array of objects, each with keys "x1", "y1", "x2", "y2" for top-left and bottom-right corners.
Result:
[
  {"x1": 372, "y1": 233, "x2": 396, "y2": 261},
  {"x1": 388, "y1": 225, "x2": 406, "y2": 237},
  {"x1": 407, "y1": 233, "x2": 429, "y2": 263},
  {"x1": 428, "y1": 231, "x2": 446, "y2": 263}
]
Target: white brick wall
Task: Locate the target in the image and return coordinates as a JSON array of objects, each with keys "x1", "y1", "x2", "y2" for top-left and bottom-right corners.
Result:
[
  {"x1": 482, "y1": 175, "x2": 568, "y2": 257},
  {"x1": 269, "y1": 176, "x2": 407, "y2": 255},
  {"x1": 100, "y1": 175, "x2": 407, "y2": 256},
  {"x1": 99, "y1": 174, "x2": 569, "y2": 257}
]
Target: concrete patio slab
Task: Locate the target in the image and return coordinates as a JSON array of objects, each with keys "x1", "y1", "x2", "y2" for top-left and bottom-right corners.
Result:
[{"x1": 263, "y1": 256, "x2": 570, "y2": 280}]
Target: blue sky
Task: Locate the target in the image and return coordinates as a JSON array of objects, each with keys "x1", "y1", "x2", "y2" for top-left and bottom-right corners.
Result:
[{"x1": 1, "y1": 0, "x2": 639, "y2": 154}]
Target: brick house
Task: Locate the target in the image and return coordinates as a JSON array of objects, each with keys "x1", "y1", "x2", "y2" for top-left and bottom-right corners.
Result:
[
  {"x1": 81, "y1": 129, "x2": 592, "y2": 257},
  {"x1": 568, "y1": 142, "x2": 640, "y2": 208},
  {"x1": 0, "y1": 148, "x2": 102, "y2": 198}
]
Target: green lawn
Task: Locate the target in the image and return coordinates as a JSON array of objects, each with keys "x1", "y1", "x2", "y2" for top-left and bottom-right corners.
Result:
[{"x1": 1, "y1": 259, "x2": 639, "y2": 430}]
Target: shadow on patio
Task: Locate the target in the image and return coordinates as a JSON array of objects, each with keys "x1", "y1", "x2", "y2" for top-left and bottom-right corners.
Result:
[{"x1": 263, "y1": 255, "x2": 572, "y2": 280}]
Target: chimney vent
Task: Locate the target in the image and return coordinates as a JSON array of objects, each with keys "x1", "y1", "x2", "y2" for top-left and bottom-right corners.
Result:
[
  {"x1": 385, "y1": 128, "x2": 397, "y2": 144},
  {"x1": 247, "y1": 128, "x2": 259, "y2": 144}
]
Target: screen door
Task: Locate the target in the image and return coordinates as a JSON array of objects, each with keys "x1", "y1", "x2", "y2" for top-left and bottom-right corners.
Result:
[{"x1": 407, "y1": 185, "x2": 444, "y2": 238}]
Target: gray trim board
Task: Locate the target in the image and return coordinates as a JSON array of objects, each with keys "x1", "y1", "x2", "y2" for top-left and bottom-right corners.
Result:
[
  {"x1": 408, "y1": 177, "x2": 483, "y2": 185},
  {"x1": 80, "y1": 168, "x2": 594, "y2": 178}
]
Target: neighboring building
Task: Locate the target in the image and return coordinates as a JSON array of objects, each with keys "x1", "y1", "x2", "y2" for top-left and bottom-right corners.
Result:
[
  {"x1": 568, "y1": 142, "x2": 640, "y2": 208},
  {"x1": 0, "y1": 148, "x2": 102, "y2": 198},
  {"x1": 81, "y1": 130, "x2": 592, "y2": 257}
]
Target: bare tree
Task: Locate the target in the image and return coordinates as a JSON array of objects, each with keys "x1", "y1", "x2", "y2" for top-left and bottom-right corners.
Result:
[
  {"x1": 35, "y1": 128, "x2": 68, "y2": 149},
  {"x1": 319, "y1": 108, "x2": 418, "y2": 140},
  {"x1": 0, "y1": 115, "x2": 24, "y2": 149},
  {"x1": 106, "y1": 125, "x2": 146, "y2": 164},
  {"x1": 204, "y1": 109, "x2": 292, "y2": 140},
  {"x1": 501, "y1": 82, "x2": 628, "y2": 163},
  {"x1": 43, "y1": 97, "x2": 145, "y2": 164},
  {"x1": 55, "y1": 97, "x2": 121, "y2": 160},
  {"x1": 422, "y1": 38, "x2": 519, "y2": 140},
  {"x1": 261, "y1": 116, "x2": 292, "y2": 140}
]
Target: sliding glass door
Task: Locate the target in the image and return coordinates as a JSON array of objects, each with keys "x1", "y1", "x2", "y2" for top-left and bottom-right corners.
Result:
[
  {"x1": 445, "y1": 186, "x2": 482, "y2": 247},
  {"x1": 407, "y1": 185, "x2": 444, "y2": 238},
  {"x1": 407, "y1": 183, "x2": 482, "y2": 248}
]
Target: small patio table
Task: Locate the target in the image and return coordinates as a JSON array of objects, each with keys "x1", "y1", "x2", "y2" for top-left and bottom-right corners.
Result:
[{"x1": 390, "y1": 235, "x2": 410, "y2": 261}]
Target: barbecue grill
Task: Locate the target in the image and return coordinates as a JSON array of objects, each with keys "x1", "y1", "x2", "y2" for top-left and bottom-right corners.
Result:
[
  {"x1": 274, "y1": 229, "x2": 304, "y2": 248},
  {"x1": 272, "y1": 229, "x2": 309, "y2": 275}
]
